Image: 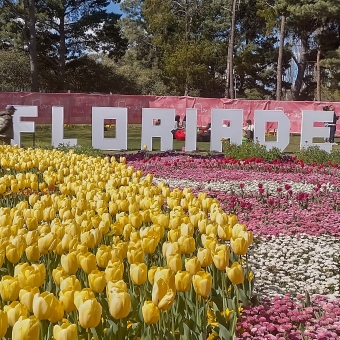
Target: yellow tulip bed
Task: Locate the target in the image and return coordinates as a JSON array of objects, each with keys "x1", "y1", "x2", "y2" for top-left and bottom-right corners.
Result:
[{"x1": 0, "y1": 145, "x2": 254, "y2": 340}]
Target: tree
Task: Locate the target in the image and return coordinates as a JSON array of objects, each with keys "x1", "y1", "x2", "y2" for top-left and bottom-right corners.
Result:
[
  {"x1": 225, "y1": 0, "x2": 237, "y2": 99},
  {"x1": 0, "y1": 0, "x2": 39, "y2": 91},
  {"x1": 35, "y1": 0, "x2": 126, "y2": 91},
  {"x1": 0, "y1": 48, "x2": 31, "y2": 91}
]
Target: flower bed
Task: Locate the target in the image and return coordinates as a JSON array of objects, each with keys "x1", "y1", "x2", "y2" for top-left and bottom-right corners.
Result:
[
  {"x1": 0, "y1": 145, "x2": 253, "y2": 340},
  {"x1": 128, "y1": 155, "x2": 340, "y2": 339}
]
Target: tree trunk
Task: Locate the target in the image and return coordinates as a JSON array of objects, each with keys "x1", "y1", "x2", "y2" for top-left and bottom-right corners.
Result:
[
  {"x1": 276, "y1": 15, "x2": 285, "y2": 101},
  {"x1": 316, "y1": 27, "x2": 323, "y2": 101},
  {"x1": 27, "y1": 0, "x2": 39, "y2": 91},
  {"x1": 225, "y1": 0, "x2": 237, "y2": 99},
  {"x1": 292, "y1": 32, "x2": 308, "y2": 100},
  {"x1": 316, "y1": 47, "x2": 321, "y2": 101},
  {"x1": 59, "y1": 14, "x2": 66, "y2": 92}
]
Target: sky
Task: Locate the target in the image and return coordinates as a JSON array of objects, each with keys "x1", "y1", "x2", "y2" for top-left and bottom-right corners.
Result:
[{"x1": 106, "y1": 2, "x2": 122, "y2": 14}]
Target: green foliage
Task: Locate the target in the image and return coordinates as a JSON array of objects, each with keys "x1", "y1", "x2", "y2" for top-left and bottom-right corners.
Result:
[
  {"x1": 36, "y1": 143, "x2": 103, "y2": 157},
  {"x1": 1, "y1": 0, "x2": 340, "y2": 97},
  {"x1": 64, "y1": 56, "x2": 136, "y2": 94},
  {"x1": 0, "y1": 49, "x2": 31, "y2": 91},
  {"x1": 223, "y1": 141, "x2": 283, "y2": 161},
  {"x1": 55, "y1": 143, "x2": 103, "y2": 157},
  {"x1": 297, "y1": 146, "x2": 329, "y2": 164},
  {"x1": 297, "y1": 146, "x2": 340, "y2": 165}
]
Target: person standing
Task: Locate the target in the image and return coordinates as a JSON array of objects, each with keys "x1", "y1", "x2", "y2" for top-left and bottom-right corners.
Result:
[
  {"x1": 243, "y1": 119, "x2": 254, "y2": 141},
  {"x1": 0, "y1": 105, "x2": 16, "y2": 145},
  {"x1": 182, "y1": 116, "x2": 186, "y2": 128},
  {"x1": 323, "y1": 105, "x2": 329, "y2": 142},
  {"x1": 328, "y1": 105, "x2": 339, "y2": 145}
]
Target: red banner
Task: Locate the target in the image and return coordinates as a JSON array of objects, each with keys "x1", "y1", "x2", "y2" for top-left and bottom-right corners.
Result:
[{"x1": 0, "y1": 92, "x2": 337, "y2": 133}]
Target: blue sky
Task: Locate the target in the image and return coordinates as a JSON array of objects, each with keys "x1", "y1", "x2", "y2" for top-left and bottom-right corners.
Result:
[{"x1": 106, "y1": 2, "x2": 122, "y2": 14}]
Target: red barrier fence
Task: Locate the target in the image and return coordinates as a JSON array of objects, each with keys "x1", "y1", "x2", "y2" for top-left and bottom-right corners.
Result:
[{"x1": 0, "y1": 92, "x2": 338, "y2": 133}]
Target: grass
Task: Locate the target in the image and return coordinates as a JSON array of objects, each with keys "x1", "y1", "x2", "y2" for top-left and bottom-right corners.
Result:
[{"x1": 20, "y1": 125, "x2": 340, "y2": 155}]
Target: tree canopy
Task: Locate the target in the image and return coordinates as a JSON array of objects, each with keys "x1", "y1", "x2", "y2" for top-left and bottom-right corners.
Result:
[{"x1": 0, "y1": 0, "x2": 340, "y2": 100}]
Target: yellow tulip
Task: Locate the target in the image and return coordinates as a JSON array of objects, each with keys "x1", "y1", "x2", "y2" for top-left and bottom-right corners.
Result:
[
  {"x1": 6, "y1": 243, "x2": 22, "y2": 264},
  {"x1": 48, "y1": 298, "x2": 64, "y2": 323},
  {"x1": 226, "y1": 262, "x2": 244, "y2": 284},
  {"x1": 231, "y1": 224, "x2": 247, "y2": 239},
  {"x1": 142, "y1": 301, "x2": 159, "y2": 324},
  {"x1": 105, "y1": 260, "x2": 124, "y2": 283},
  {"x1": 106, "y1": 280, "x2": 127, "y2": 296},
  {"x1": 19, "y1": 287, "x2": 40, "y2": 313},
  {"x1": 180, "y1": 223, "x2": 194, "y2": 236},
  {"x1": 185, "y1": 257, "x2": 201, "y2": 276},
  {"x1": 111, "y1": 246, "x2": 123, "y2": 262},
  {"x1": 163, "y1": 242, "x2": 180, "y2": 258},
  {"x1": 129, "y1": 212, "x2": 143, "y2": 228},
  {"x1": 192, "y1": 271, "x2": 212, "y2": 298},
  {"x1": 201, "y1": 235, "x2": 217, "y2": 251},
  {"x1": 74, "y1": 289, "x2": 95, "y2": 309},
  {"x1": 25, "y1": 245, "x2": 40, "y2": 262},
  {"x1": 178, "y1": 236, "x2": 195, "y2": 254},
  {"x1": 26, "y1": 230, "x2": 39, "y2": 246},
  {"x1": 4, "y1": 301, "x2": 27, "y2": 327},
  {"x1": 130, "y1": 263, "x2": 147, "y2": 285},
  {"x1": 0, "y1": 310, "x2": 7, "y2": 338},
  {"x1": 166, "y1": 254, "x2": 182, "y2": 273},
  {"x1": 217, "y1": 224, "x2": 232, "y2": 240},
  {"x1": 12, "y1": 316, "x2": 40, "y2": 340},
  {"x1": 79, "y1": 252, "x2": 97, "y2": 274},
  {"x1": 116, "y1": 242, "x2": 128, "y2": 259},
  {"x1": 212, "y1": 245, "x2": 230, "y2": 271},
  {"x1": 61, "y1": 252, "x2": 79, "y2": 275},
  {"x1": 80, "y1": 231, "x2": 95, "y2": 248},
  {"x1": 127, "y1": 247, "x2": 144, "y2": 264},
  {"x1": 122, "y1": 224, "x2": 133, "y2": 241},
  {"x1": 38, "y1": 233, "x2": 57, "y2": 254},
  {"x1": 53, "y1": 322, "x2": 77, "y2": 340},
  {"x1": 197, "y1": 248, "x2": 213, "y2": 267},
  {"x1": 230, "y1": 237, "x2": 249, "y2": 256},
  {"x1": 60, "y1": 276, "x2": 82, "y2": 292},
  {"x1": 11, "y1": 235, "x2": 26, "y2": 253},
  {"x1": 140, "y1": 210, "x2": 151, "y2": 223},
  {"x1": 141, "y1": 237, "x2": 158, "y2": 254},
  {"x1": 25, "y1": 217, "x2": 38, "y2": 231},
  {"x1": 78, "y1": 299, "x2": 102, "y2": 328},
  {"x1": 52, "y1": 266, "x2": 66, "y2": 286},
  {"x1": 108, "y1": 291, "x2": 131, "y2": 319},
  {"x1": 32, "y1": 292, "x2": 55, "y2": 320},
  {"x1": 89, "y1": 270, "x2": 107, "y2": 293},
  {"x1": 228, "y1": 214, "x2": 238, "y2": 227},
  {"x1": 14, "y1": 263, "x2": 30, "y2": 277},
  {"x1": 147, "y1": 266, "x2": 158, "y2": 285},
  {"x1": 59, "y1": 289, "x2": 77, "y2": 313},
  {"x1": 152, "y1": 279, "x2": 175, "y2": 311},
  {"x1": 175, "y1": 271, "x2": 191, "y2": 292},
  {"x1": 0, "y1": 275, "x2": 20, "y2": 301},
  {"x1": 154, "y1": 267, "x2": 176, "y2": 291},
  {"x1": 18, "y1": 264, "x2": 45, "y2": 288},
  {"x1": 96, "y1": 245, "x2": 112, "y2": 268},
  {"x1": 238, "y1": 230, "x2": 253, "y2": 247},
  {"x1": 167, "y1": 229, "x2": 180, "y2": 242}
]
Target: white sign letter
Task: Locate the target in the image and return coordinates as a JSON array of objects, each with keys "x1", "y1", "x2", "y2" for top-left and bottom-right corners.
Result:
[
  {"x1": 300, "y1": 110, "x2": 332, "y2": 152},
  {"x1": 92, "y1": 107, "x2": 127, "y2": 150},
  {"x1": 52, "y1": 107, "x2": 77, "y2": 147},
  {"x1": 185, "y1": 109, "x2": 197, "y2": 152},
  {"x1": 254, "y1": 110, "x2": 290, "y2": 151},
  {"x1": 13, "y1": 105, "x2": 37, "y2": 147},
  {"x1": 141, "y1": 109, "x2": 174, "y2": 151},
  {"x1": 210, "y1": 109, "x2": 243, "y2": 152}
]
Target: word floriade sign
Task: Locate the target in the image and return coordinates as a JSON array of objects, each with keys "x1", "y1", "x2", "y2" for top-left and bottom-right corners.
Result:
[{"x1": 11, "y1": 106, "x2": 335, "y2": 152}]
